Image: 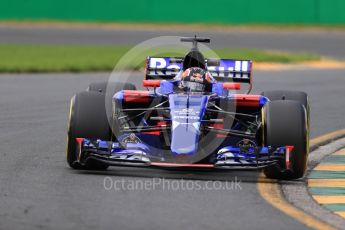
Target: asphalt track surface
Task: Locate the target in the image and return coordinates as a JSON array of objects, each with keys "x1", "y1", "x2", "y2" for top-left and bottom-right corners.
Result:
[
  {"x1": 1, "y1": 26, "x2": 345, "y2": 59},
  {"x1": 0, "y1": 69, "x2": 344, "y2": 230}
]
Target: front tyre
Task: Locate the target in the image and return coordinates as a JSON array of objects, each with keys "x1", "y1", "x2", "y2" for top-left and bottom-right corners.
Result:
[
  {"x1": 262, "y1": 100, "x2": 309, "y2": 180},
  {"x1": 67, "y1": 91, "x2": 111, "y2": 170}
]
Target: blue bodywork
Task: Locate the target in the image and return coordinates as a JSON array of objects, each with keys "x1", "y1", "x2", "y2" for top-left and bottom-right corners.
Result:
[
  {"x1": 70, "y1": 34, "x2": 296, "y2": 171},
  {"x1": 169, "y1": 94, "x2": 208, "y2": 155},
  {"x1": 75, "y1": 79, "x2": 288, "y2": 169}
]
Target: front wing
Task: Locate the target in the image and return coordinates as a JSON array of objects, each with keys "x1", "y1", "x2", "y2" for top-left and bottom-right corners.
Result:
[{"x1": 74, "y1": 138, "x2": 293, "y2": 171}]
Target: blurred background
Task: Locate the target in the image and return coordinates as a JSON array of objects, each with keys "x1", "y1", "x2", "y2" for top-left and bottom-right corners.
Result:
[
  {"x1": 0, "y1": 1, "x2": 345, "y2": 230},
  {"x1": 1, "y1": 0, "x2": 345, "y2": 24},
  {"x1": 1, "y1": 0, "x2": 345, "y2": 73}
]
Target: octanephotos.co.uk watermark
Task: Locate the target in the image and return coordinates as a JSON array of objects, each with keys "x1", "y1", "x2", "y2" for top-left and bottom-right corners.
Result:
[{"x1": 103, "y1": 177, "x2": 242, "y2": 191}]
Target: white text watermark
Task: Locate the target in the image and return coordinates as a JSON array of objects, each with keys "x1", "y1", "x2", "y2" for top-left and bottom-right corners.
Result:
[{"x1": 103, "y1": 177, "x2": 242, "y2": 191}]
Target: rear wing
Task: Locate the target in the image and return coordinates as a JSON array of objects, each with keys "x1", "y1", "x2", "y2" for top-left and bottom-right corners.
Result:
[{"x1": 145, "y1": 57, "x2": 252, "y2": 84}]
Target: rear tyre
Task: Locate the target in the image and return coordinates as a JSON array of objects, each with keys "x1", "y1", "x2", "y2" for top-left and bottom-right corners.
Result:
[
  {"x1": 67, "y1": 91, "x2": 111, "y2": 170},
  {"x1": 261, "y1": 90, "x2": 309, "y2": 122},
  {"x1": 87, "y1": 82, "x2": 108, "y2": 93},
  {"x1": 88, "y1": 81, "x2": 137, "y2": 140},
  {"x1": 88, "y1": 81, "x2": 136, "y2": 117},
  {"x1": 87, "y1": 81, "x2": 136, "y2": 93},
  {"x1": 262, "y1": 100, "x2": 309, "y2": 180}
]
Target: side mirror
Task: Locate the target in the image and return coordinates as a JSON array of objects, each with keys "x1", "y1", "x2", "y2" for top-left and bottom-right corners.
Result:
[
  {"x1": 223, "y1": 83, "x2": 241, "y2": 90},
  {"x1": 143, "y1": 80, "x2": 161, "y2": 88}
]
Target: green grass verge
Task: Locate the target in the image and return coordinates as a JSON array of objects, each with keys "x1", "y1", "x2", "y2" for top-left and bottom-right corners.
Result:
[
  {"x1": 3, "y1": 20, "x2": 345, "y2": 32},
  {"x1": 0, "y1": 44, "x2": 320, "y2": 73}
]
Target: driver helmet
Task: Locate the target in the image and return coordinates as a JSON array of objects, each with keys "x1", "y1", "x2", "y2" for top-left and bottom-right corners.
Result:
[{"x1": 179, "y1": 67, "x2": 214, "y2": 92}]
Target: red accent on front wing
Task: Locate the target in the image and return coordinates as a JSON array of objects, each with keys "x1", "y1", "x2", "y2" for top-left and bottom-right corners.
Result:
[
  {"x1": 233, "y1": 94, "x2": 260, "y2": 107},
  {"x1": 151, "y1": 162, "x2": 215, "y2": 168},
  {"x1": 75, "y1": 138, "x2": 84, "y2": 161},
  {"x1": 285, "y1": 145, "x2": 294, "y2": 170},
  {"x1": 75, "y1": 138, "x2": 84, "y2": 144},
  {"x1": 123, "y1": 90, "x2": 150, "y2": 103}
]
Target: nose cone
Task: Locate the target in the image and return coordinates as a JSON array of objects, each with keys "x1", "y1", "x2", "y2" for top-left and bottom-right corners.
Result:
[
  {"x1": 171, "y1": 122, "x2": 200, "y2": 155},
  {"x1": 169, "y1": 94, "x2": 208, "y2": 156}
]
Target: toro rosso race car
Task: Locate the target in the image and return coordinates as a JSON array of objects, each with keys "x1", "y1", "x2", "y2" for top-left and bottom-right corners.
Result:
[{"x1": 67, "y1": 37, "x2": 309, "y2": 179}]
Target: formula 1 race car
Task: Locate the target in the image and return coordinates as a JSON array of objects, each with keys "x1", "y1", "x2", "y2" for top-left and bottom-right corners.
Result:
[{"x1": 67, "y1": 37, "x2": 310, "y2": 179}]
